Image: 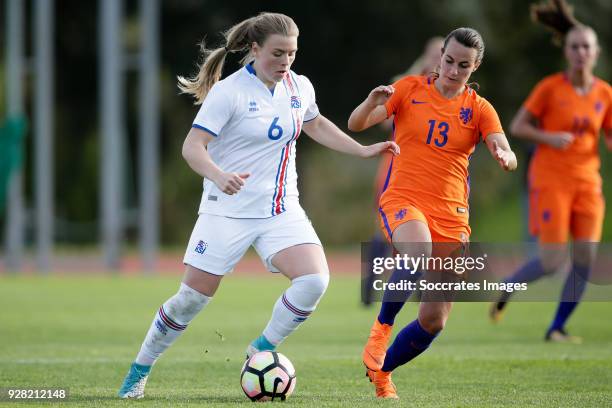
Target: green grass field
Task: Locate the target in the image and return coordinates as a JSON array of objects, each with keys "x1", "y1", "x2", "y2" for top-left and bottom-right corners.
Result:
[{"x1": 1, "y1": 274, "x2": 611, "y2": 407}]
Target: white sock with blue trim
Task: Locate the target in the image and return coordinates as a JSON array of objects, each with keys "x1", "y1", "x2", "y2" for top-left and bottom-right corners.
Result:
[
  {"x1": 135, "y1": 283, "x2": 210, "y2": 366},
  {"x1": 260, "y1": 273, "x2": 329, "y2": 346}
]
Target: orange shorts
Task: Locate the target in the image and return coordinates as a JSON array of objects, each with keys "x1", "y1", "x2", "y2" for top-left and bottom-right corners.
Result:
[
  {"x1": 529, "y1": 182, "x2": 605, "y2": 243},
  {"x1": 378, "y1": 202, "x2": 470, "y2": 244}
]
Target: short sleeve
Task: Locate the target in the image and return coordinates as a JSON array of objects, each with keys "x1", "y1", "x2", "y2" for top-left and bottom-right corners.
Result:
[
  {"x1": 301, "y1": 75, "x2": 320, "y2": 122},
  {"x1": 478, "y1": 98, "x2": 504, "y2": 140},
  {"x1": 523, "y1": 79, "x2": 551, "y2": 118},
  {"x1": 192, "y1": 81, "x2": 234, "y2": 137},
  {"x1": 384, "y1": 78, "x2": 411, "y2": 118}
]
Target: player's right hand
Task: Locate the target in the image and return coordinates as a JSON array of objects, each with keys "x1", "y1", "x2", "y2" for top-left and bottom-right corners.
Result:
[
  {"x1": 366, "y1": 85, "x2": 395, "y2": 106},
  {"x1": 546, "y1": 132, "x2": 575, "y2": 150},
  {"x1": 213, "y1": 172, "x2": 250, "y2": 195}
]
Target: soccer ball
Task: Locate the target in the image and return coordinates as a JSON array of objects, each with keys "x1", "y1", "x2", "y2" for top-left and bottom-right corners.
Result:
[{"x1": 240, "y1": 351, "x2": 296, "y2": 401}]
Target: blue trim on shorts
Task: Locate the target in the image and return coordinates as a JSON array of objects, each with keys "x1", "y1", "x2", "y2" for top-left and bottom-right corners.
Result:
[{"x1": 378, "y1": 206, "x2": 393, "y2": 240}]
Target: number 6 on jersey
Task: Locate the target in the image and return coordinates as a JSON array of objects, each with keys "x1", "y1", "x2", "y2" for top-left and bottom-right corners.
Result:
[{"x1": 268, "y1": 117, "x2": 284, "y2": 140}]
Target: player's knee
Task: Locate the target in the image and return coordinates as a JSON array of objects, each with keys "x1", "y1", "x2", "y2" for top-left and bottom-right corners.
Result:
[
  {"x1": 165, "y1": 283, "x2": 211, "y2": 324},
  {"x1": 418, "y1": 315, "x2": 446, "y2": 335},
  {"x1": 540, "y1": 257, "x2": 564, "y2": 275},
  {"x1": 572, "y1": 244, "x2": 597, "y2": 267},
  {"x1": 303, "y1": 273, "x2": 330, "y2": 298},
  {"x1": 291, "y1": 273, "x2": 329, "y2": 307}
]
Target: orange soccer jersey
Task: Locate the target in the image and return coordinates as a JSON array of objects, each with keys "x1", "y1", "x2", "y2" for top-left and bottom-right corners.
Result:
[
  {"x1": 526, "y1": 73, "x2": 612, "y2": 186},
  {"x1": 524, "y1": 73, "x2": 612, "y2": 243},
  {"x1": 378, "y1": 75, "x2": 504, "y2": 242}
]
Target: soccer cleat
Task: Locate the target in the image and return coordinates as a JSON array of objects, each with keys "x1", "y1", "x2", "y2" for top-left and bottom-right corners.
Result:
[
  {"x1": 362, "y1": 319, "x2": 393, "y2": 371},
  {"x1": 366, "y1": 368, "x2": 399, "y2": 399},
  {"x1": 246, "y1": 335, "x2": 276, "y2": 359},
  {"x1": 118, "y1": 362, "x2": 151, "y2": 399},
  {"x1": 489, "y1": 301, "x2": 506, "y2": 323},
  {"x1": 545, "y1": 328, "x2": 583, "y2": 344}
]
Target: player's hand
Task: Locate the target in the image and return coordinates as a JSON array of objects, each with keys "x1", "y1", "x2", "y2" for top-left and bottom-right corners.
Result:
[
  {"x1": 360, "y1": 141, "x2": 400, "y2": 158},
  {"x1": 492, "y1": 141, "x2": 517, "y2": 171},
  {"x1": 546, "y1": 132, "x2": 575, "y2": 150},
  {"x1": 366, "y1": 85, "x2": 395, "y2": 107},
  {"x1": 213, "y1": 172, "x2": 250, "y2": 195}
]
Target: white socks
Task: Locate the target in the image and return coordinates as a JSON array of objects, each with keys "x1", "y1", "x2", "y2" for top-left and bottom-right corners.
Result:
[
  {"x1": 135, "y1": 283, "x2": 211, "y2": 366},
  {"x1": 134, "y1": 273, "x2": 328, "y2": 365},
  {"x1": 262, "y1": 273, "x2": 329, "y2": 345}
]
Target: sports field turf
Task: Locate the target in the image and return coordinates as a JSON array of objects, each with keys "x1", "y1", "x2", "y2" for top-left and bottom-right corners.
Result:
[{"x1": 1, "y1": 274, "x2": 611, "y2": 407}]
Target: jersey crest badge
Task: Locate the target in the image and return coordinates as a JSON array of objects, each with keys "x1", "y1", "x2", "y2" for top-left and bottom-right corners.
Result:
[
  {"x1": 290, "y1": 96, "x2": 301, "y2": 109},
  {"x1": 459, "y1": 107, "x2": 473, "y2": 124}
]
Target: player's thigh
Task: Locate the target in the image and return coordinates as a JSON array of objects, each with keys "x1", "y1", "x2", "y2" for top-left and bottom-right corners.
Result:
[
  {"x1": 182, "y1": 214, "x2": 255, "y2": 290},
  {"x1": 271, "y1": 244, "x2": 328, "y2": 280},
  {"x1": 254, "y1": 209, "x2": 328, "y2": 279},
  {"x1": 393, "y1": 220, "x2": 432, "y2": 260}
]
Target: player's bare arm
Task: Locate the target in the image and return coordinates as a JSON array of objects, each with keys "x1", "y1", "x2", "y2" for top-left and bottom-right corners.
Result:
[
  {"x1": 182, "y1": 127, "x2": 250, "y2": 195},
  {"x1": 348, "y1": 85, "x2": 395, "y2": 131},
  {"x1": 303, "y1": 114, "x2": 400, "y2": 158},
  {"x1": 485, "y1": 132, "x2": 517, "y2": 171},
  {"x1": 510, "y1": 107, "x2": 575, "y2": 149}
]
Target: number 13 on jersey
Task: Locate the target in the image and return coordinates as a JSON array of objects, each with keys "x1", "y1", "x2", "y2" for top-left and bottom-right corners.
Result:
[{"x1": 426, "y1": 119, "x2": 449, "y2": 147}]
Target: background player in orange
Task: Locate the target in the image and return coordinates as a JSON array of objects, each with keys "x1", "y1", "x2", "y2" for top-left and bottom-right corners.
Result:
[
  {"x1": 363, "y1": 37, "x2": 444, "y2": 306},
  {"x1": 349, "y1": 27, "x2": 517, "y2": 398},
  {"x1": 490, "y1": 0, "x2": 612, "y2": 343}
]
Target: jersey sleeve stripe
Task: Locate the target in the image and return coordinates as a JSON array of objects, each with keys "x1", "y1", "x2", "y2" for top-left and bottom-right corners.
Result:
[
  {"x1": 303, "y1": 113, "x2": 319, "y2": 122},
  {"x1": 192, "y1": 124, "x2": 218, "y2": 137}
]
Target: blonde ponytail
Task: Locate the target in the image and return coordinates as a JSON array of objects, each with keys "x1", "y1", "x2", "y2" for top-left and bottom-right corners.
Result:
[{"x1": 178, "y1": 12, "x2": 298, "y2": 105}]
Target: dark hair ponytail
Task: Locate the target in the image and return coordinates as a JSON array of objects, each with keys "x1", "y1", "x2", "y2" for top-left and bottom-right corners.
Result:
[{"x1": 531, "y1": 0, "x2": 583, "y2": 46}]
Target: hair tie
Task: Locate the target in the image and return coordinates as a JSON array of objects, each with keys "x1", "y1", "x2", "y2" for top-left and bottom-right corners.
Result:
[{"x1": 224, "y1": 46, "x2": 230, "y2": 53}]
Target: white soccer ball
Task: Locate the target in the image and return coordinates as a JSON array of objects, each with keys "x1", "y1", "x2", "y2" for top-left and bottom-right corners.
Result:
[{"x1": 240, "y1": 351, "x2": 296, "y2": 401}]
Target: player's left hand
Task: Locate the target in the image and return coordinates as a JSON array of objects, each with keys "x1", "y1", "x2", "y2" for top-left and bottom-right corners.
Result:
[
  {"x1": 360, "y1": 141, "x2": 400, "y2": 158},
  {"x1": 493, "y1": 141, "x2": 517, "y2": 171}
]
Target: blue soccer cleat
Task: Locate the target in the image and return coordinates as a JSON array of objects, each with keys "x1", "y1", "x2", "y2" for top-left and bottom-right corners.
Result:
[
  {"x1": 246, "y1": 335, "x2": 276, "y2": 359},
  {"x1": 118, "y1": 362, "x2": 151, "y2": 399}
]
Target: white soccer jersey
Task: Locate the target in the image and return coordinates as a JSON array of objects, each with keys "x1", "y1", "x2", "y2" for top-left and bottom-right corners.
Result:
[{"x1": 192, "y1": 64, "x2": 319, "y2": 218}]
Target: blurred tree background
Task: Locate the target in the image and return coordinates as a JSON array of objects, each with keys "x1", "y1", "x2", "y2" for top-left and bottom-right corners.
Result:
[{"x1": 1, "y1": 0, "x2": 611, "y2": 248}]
